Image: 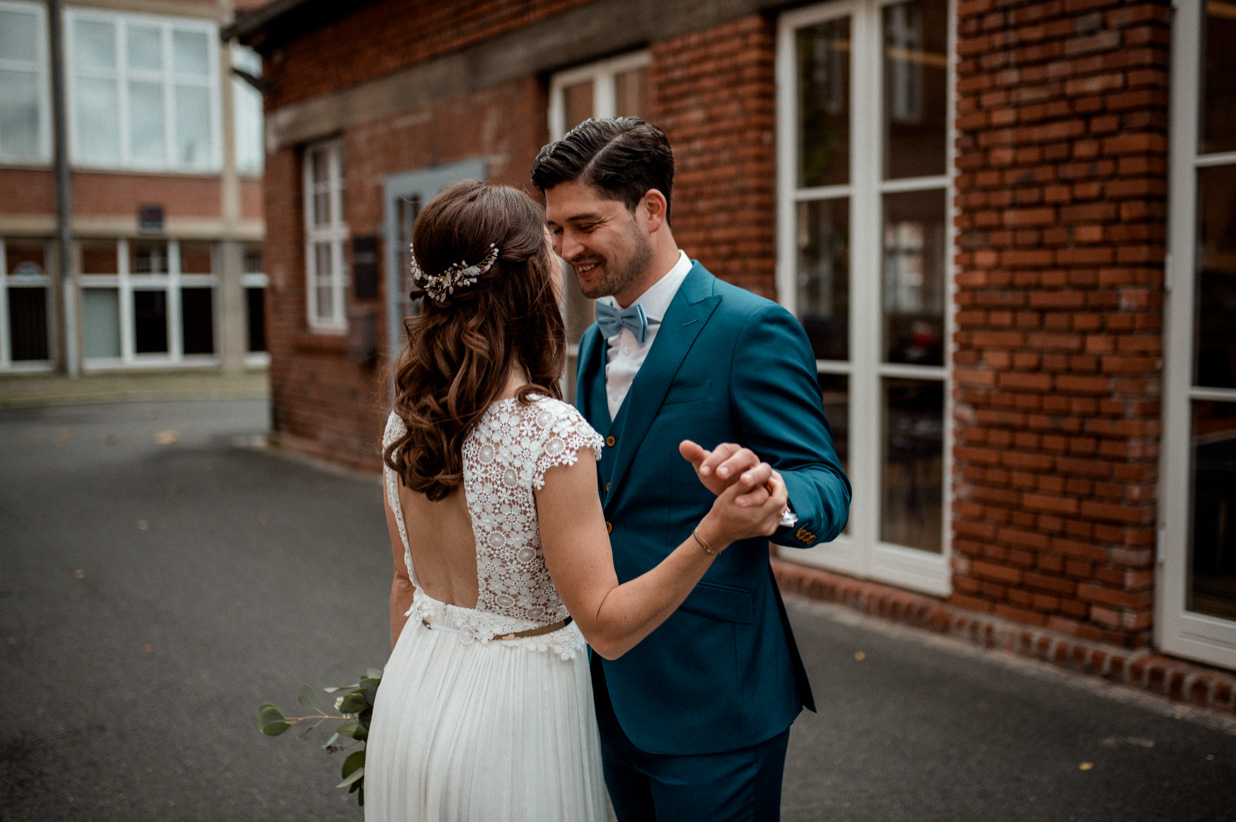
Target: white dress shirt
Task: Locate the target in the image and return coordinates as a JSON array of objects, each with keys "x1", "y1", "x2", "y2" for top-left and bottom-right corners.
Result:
[{"x1": 603, "y1": 250, "x2": 692, "y2": 419}]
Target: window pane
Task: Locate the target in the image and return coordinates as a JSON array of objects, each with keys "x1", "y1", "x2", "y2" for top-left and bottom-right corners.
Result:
[
  {"x1": 0, "y1": 69, "x2": 40, "y2": 158},
  {"x1": 127, "y1": 80, "x2": 165, "y2": 165},
  {"x1": 181, "y1": 287, "x2": 214, "y2": 355},
  {"x1": 796, "y1": 197, "x2": 850, "y2": 361},
  {"x1": 313, "y1": 190, "x2": 331, "y2": 228},
  {"x1": 1195, "y1": 163, "x2": 1236, "y2": 389},
  {"x1": 1190, "y1": 400, "x2": 1236, "y2": 620},
  {"x1": 172, "y1": 30, "x2": 210, "y2": 76},
  {"x1": 75, "y1": 77, "x2": 120, "y2": 165},
  {"x1": 74, "y1": 20, "x2": 116, "y2": 71},
  {"x1": 243, "y1": 244, "x2": 263, "y2": 274},
  {"x1": 0, "y1": 10, "x2": 37, "y2": 63},
  {"x1": 233, "y1": 71, "x2": 264, "y2": 173},
  {"x1": 615, "y1": 67, "x2": 648, "y2": 118},
  {"x1": 5, "y1": 239, "x2": 45, "y2": 278},
  {"x1": 131, "y1": 241, "x2": 167, "y2": 274},
  {"x1": 8, "y1": 286, "x2": 49, "y2": 361},
  {"x1": 126, "y1": 25, "x2": 162, "y2": 72},
  {"x1": 883, "y1": 188, "x2": 946, "y2": 366},
  {"x1": 883, "y1": 0, "x2": 948, "y2": 179},
  {"x1": 173, "y1": 84, "x2": 212, "y2": 167},
  {"x1": 83, "y1": 288, "x2": 121, "y2": 358},
  {"x1": 796, "y1": 17, "x2": 851, "y2": 188},
  {"x1": 819, "y1": 372, "x2": 851, "y2": 534},
  {"x1": 133, "y1": 290, "x2": 168, "y2": 354},
  {"x1": 246, "y1": 286, "x2": 266, "y2": 353},
  {"x1": 1201, "y1": 1, "x2": 1236, "y2": 155},
  {"x1": 81, "y1": 239, "x2": 117, "y2": 275},
  {"x1": 180, "y1": 241, "x2": 213, "y2": 275},
  {"x1": 882, "y1": 377, "x2": 944, "y2": 552},
  {"x1": 563, "y1": 80, "x2": 593, "y2": 133}
]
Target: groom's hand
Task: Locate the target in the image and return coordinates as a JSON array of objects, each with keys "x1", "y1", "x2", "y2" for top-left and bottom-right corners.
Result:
[{"x1": 680, "y1": 440, "x2": 774, "y2": 506}]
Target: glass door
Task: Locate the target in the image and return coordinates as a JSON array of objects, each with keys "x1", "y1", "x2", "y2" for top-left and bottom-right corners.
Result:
[{"x1": 1160, "y1": 0, "x2": 1236, "y2": 669}]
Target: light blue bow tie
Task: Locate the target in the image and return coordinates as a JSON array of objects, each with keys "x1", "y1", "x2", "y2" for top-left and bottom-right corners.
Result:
[{"x1": 595, "y1": 301, "x2": 649, "y2": 344}]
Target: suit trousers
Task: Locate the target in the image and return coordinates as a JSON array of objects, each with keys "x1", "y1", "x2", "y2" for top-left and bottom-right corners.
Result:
[{"x1": 592, "y1": 654, "x2": 791, "y2": 822}]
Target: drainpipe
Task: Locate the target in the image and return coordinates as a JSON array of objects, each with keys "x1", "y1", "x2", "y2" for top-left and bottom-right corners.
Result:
[{"x1": 49, "y1": 0, "x2": 78, "y2": 377}]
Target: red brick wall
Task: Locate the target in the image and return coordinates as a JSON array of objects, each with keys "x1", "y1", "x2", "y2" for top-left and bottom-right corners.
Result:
[
  {"x1": 72, "y1": 172, "x2": 223, "y2": 219},
  {"x1": 262, "y1": 0, "x2": 592, "y2": 109},
  {"x1": 951, "y1": 0, "x2": 1170, "y2": 649},
  {"x1": 261, "y1": 78, "x2": 550, "y2": 470},
  {"x1": 0, "y1": 168, "x2": 55, "y2": 216},
  {"x1": 650, "y1": 15, "x2": 778, "y2": 298}
]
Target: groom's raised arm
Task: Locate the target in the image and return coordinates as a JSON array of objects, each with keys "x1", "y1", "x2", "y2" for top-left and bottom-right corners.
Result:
[{"x1": 730, "y1": 301, "x2": 851, "y2": 549}]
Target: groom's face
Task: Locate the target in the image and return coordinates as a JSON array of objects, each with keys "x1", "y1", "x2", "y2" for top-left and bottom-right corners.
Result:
[{"x1": 544, "y1": 180, "x2": 655, "y2": 308}]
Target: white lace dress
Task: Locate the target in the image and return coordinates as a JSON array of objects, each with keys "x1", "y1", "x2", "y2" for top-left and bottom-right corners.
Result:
[{"x1": 364, "y1": 396, "x2": 607, "y2": 822}]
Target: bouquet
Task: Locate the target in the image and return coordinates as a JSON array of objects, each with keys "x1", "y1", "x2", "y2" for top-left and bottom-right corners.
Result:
[{"x1": 258, "y1": 668, "x2": 382, "y2": 806}]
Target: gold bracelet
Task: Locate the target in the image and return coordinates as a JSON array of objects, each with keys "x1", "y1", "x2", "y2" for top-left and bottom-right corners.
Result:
[{"x1": 692, "y1": 528, "x2": 719, "y2": 556}]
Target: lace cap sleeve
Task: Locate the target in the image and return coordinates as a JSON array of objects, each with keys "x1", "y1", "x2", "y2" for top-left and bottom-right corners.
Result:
[{"x1": 530, "y1": 399, "x2": 603, "y2": 490}]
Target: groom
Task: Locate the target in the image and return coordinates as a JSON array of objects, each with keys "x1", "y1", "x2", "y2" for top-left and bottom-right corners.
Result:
[{"x1": 533, "y1": 118, "x2": 850, "y2": 821}]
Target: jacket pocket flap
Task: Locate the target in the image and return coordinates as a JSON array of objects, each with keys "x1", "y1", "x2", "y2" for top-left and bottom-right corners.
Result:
[
  {"x1": 663, "y1": 379, "x2": 711, "y2": 406},
  {"x1": 678, "y1": 579, "x2": 754, "y2": 623}
]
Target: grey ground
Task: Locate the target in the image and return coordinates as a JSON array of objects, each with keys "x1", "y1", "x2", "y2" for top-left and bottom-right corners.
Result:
[{"x1": 1, "y1": 388, "x2": 1233, "y2": 821}]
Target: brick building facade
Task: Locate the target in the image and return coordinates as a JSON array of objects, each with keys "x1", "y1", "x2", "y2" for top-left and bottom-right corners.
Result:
[
  {"x1": 231, "y1": 0, "x2": 1236, "y2": 711},
  {"x1": 0, "y1": 0, "x2": 267, "y2": 377}
]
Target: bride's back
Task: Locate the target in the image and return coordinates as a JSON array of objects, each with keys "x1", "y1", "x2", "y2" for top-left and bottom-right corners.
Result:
[{"x1": 397, "y1": 482, "x2": 479, "y2": 608}]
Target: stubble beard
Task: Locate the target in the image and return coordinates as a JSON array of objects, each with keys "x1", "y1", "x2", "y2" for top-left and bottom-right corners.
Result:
[{"x1": 578, "y1": 232, "x2": 654, "y2": 303}]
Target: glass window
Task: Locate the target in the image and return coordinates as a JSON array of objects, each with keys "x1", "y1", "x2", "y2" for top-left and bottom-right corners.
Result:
[
  {"x1": 1, "y1": 238, "x2": 52, "y2": 369},
  {"x1": 233, "y1": 46, "x2": 264, "y2": 174},
  {"x1": 0, "y1": 2, "x2": 50, "y2": 162},
  {"x1": 780, "y1": 0, "x2": 950, "y2": 595},
  {"x1": 83, "y1": 288, "x2": 121, "y2": 359},
  {"x1": 181, "y1": 287, "x2": 214, "y2": 355},
  {"x1": 303, "y1": 140, "x2": 348, "y2": 330},
  {"x1": 67, "y1": 10, "x2": 219, "y2": 171}
]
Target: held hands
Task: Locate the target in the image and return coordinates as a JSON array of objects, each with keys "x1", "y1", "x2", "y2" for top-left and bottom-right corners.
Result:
[{"x1": 679, "y1": 440, "x2": 789, "y2": 551}]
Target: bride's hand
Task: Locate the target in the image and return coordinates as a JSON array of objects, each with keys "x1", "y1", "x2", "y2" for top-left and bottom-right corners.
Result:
[
  {"x1": 697, "y1": 469, "x2": 789, "y2": 550},
  {"x1": 679, "y1": 440, "x2": 773, "y2": 503}
]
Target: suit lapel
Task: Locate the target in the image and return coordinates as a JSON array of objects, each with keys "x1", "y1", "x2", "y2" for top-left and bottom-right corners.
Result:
[{"x1": 603, "y1": 263, "x2": 720, "y2": 500}]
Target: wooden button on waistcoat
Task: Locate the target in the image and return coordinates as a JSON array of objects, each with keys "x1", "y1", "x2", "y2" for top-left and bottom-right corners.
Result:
[
  {"x1": 606, "y1": 435, "x2": 616, "y2": 447},
  {"x1": 606, "y1": 521, "x2": 613, "y2": 534}
]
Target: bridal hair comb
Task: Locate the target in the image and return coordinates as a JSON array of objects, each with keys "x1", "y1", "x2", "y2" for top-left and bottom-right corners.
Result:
[{"x1": 410, "y1": 243, "x2": 500, "y2": 302}]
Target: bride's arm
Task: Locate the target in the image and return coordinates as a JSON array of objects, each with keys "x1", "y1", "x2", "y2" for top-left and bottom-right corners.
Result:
[
  {"x1": 384, "y1": 494, "x2": 415, "y2": 647},
  {"x1": 537, "y1": 450, "x2": 786, "y2": 660}
]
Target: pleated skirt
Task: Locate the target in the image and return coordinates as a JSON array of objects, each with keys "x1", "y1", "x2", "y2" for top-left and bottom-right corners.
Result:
[{"x1": 363, "y1": 597, "x2": 607, "y2": 822}]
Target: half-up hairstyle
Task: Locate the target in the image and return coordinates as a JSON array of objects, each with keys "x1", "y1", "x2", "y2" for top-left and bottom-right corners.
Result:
[{"x1": 384, "y1": 180, "x2": 565, "y2": 500}]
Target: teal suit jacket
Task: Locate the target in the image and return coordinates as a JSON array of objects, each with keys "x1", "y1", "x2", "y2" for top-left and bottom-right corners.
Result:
[{"x1": 577, "y1": 261, "x2": 851, "y2": 756}]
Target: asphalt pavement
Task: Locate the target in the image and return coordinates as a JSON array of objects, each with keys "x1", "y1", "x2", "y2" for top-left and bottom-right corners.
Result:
[{"x1": 1, "y1": 396, "x2": 1234, "y2": 822}]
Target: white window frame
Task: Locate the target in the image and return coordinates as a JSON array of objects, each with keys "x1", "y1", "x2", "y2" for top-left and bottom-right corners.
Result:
[
  {"x1": 79, "y1": 238, "x2": 219, "y2": 369},
  {"x1": 303, "y1": 139, "x2": 348, "y2": 332},
  {"x1": 0, "y1": 237, "x2": 55, "y2": 372},
  {"x1": 1158, "y1": 0, "x2": 1236, "y2": 670},
  {"x1": 776, "y1": 0, "x2": 955, "y2": 596},
  {"x1": 0, "y1": 0, "x2": 52, "y2": 164},
  {"x1": 548, "y1": 51, "x2": 651, "y2": 139},
  {"x1": 64, "y1": 8, "x2": 222, "y2": 172}
]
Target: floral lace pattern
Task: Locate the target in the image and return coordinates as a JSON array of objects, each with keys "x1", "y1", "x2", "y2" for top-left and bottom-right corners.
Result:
[{"x1": 382, "y1": 396, "x2": 603, "y2": 659}]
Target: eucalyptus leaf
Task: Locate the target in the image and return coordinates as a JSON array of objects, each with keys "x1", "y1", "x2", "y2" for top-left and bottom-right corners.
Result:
[
  {"x1": 258, "y1": 704, "x2": 290, "y2": 735},
  {"x1": 323, "y1": 683, "x2": 358, "y2": 694},
  {"x1": 297, "y1": 722, "x2": 316, "y2": 739},
  {"x1": 298, "y1": 683, "x2": 318, "y2": 711},
  {"x1": 367, "y1": 668, "x2": 383, "y2": 679},
  {"x1": 336, "y1": 720, "x2": 360, "y2": 738},
  {"x1": 260, "y1": 720, "x2": 292, "y2": 736},
  {"x1": 336, "y1": 766, "x2": 365, "y2": 789},
  {"x1": 341, "y1": 749, "x2": 365, "y2": 777},
  {"x1": 323, "y1": 731, "x2": 340, "y2": 749}
]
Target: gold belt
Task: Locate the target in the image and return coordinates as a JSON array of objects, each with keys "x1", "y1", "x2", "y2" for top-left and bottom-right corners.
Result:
[{"x1": 421, "y1": 616, "x2": 572, "y2": 640}]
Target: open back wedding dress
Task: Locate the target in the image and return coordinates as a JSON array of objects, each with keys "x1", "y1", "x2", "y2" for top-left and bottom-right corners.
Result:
[{"x1": 364, "y1": 395, "x2": 607, "y2": 822}]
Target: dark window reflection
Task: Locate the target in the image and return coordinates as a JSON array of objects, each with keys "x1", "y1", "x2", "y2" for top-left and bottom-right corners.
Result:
[
  {"x1": 882, "y1": 378, "x2": 943, "y2": 553},
  {"x1": 796, "y1": 17, "x2": 851, "y2": 188},
  {"x1": 1201, "y1": 1, "x2": 1236, "y2": 155},
  {"x1": 883, "y1": 189, "x2": 946, "y2": 366},
  {"x1": 1190, "y1": 400, "x2": 1236, "y2": 620},
  {"x1": 8, "y1": 287, "x2": 49, "y2": 361},
  {"x1": 1195, "y1": 164, "x2": 1236, "y2": 390},
  {"x1": 133, "y1": 289, "x2": 168, "y2": 354},
  {"x1": 181, "y1": 287, "x2": 214, "y2": 355},
  {"x1": 797, "y1": 198, "x2": 850, "y2": 361}
]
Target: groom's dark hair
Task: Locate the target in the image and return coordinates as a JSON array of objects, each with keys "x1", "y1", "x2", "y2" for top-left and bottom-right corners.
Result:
[{"x1": 531, "y1": 117, "x2": 675, "y2": 222}]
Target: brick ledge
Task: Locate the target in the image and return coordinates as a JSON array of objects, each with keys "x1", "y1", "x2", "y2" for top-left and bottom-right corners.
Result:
[{"x1": 772, "y1": 559, "x2": 1236, "y2": 718}]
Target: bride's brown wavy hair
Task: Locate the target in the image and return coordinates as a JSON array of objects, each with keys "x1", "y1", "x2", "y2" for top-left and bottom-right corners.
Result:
[{"x1": 384, "y1": 179, "x2": 565, "y2": 500}]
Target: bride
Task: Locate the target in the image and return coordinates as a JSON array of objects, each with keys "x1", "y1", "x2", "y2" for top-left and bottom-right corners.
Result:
[{"x1": 363, "y1": 179, "x2": 789, "y2": 821}]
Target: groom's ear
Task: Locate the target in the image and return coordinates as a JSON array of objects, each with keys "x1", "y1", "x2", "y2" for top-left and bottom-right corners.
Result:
[{"x1": 639, "y1": 189, "x2": 669, "y2": 233}]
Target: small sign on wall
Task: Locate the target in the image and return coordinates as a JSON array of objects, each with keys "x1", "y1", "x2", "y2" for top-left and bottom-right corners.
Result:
[
  {"x1": 138, "y1": 204, "x2": 164, "y2": 234},
  {"x1": 353, "y1": 236, "x2": 379, "y2": 300}
]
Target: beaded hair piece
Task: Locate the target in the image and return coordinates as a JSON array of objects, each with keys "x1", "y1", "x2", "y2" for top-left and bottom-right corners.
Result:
[{"x1": 410, "y1": 243, "x2": 500, "y2": 302}]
